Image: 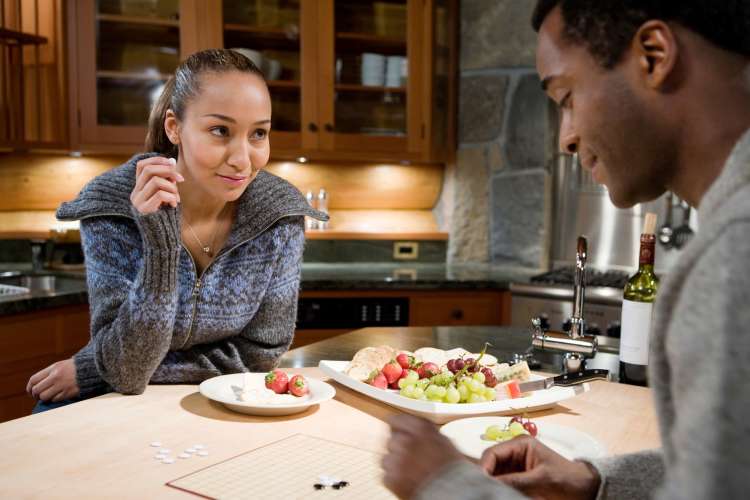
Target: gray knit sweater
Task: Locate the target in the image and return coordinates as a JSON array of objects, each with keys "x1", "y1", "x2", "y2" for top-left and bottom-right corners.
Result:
[
  {"x1": 417, "y1": 130, "x2": 750, "y2": 500},
  {"x1": 56, "y1": 153, "x2": 328, "y2": 397}
]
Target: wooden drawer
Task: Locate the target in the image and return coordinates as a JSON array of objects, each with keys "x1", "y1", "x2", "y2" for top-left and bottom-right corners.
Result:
[{"x1": 409, "y1": 291, "x2": 509, "y2": 326}]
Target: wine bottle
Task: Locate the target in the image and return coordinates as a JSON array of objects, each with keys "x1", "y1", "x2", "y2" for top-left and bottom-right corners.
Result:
[{"x1": 619, "y1": 212, "x2": 660, "y2": 386}]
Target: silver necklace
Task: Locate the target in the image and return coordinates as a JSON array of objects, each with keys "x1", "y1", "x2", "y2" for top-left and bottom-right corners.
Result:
[{"x1": 183, "y1": 208, "x2": 225, "y2": 257}]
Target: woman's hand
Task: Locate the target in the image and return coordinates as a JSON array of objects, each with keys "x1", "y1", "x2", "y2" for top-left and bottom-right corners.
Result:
[
  {"x1": 130, "y1": 156, "x2": 184, "y2": 215},
  {"x1": 480, "y1": 434, "x2": 600, "y2": 500},
  {"x1": 26, "y1": 358, "x2": 81, "y2": 402}
]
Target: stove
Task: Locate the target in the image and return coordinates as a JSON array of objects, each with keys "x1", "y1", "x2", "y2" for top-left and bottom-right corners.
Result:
[
  {"x1": 531, "y1": 267, "x2": 630, "y2": 288},
  {"x1": 511, "y1": 267, "x2": 630, "y2": 338}
]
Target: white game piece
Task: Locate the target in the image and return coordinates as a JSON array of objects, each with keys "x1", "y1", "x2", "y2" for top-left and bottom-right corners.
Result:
[
  {"x1": 178, "y1": 453, "x2": 191, "y2": 459},
  {"x1": 162, "y1": 458, "x2": 175, "y2": 464},
  {"x1": 186, "y1": 448, "x2": 197, "y2": 454},
  {"x1": 155, "y1": 454, "x2": 167, "y2": 460},
  {"x1": 318, "y1": 475, "x2": 336, "y2": 487},
  {"x1": 159, "y1": 449, "x2": 170, "y2": 454},
  {"x1": 193, "y1": 444, "x2": 205, "y2": 450},
  {"x1": 197, "y1": 451, "x2": 209, "y2": 457},
  {"x1": 150, "y1": 441, "x2": 162, "y2": 447}
]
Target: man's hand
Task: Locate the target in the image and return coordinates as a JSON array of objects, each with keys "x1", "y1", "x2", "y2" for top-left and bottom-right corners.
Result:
[
  {"x1": 26, "y1": 358, "x2": 80, "y2": 402},
  {"x1": 382, "y1": 414, "x2": 466, "y2": 499},
  {"x1": 481, "y1": 435, "x2": 600, "y2": 500}
]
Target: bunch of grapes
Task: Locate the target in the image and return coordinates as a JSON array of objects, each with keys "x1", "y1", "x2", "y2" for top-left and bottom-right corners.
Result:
[
  {"x1": 484, "y1": 416, "x2": 538, "y2": 441},
  {"x1": 398, "y1": 370, "x2": 495, "y2": 404}
]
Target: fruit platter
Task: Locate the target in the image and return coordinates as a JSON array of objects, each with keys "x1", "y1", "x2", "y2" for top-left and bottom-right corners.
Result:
[{"x1": 318, "y1": 345, "x2": 590, "y2": 423}]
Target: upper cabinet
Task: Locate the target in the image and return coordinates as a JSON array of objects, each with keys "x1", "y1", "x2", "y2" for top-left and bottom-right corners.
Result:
[{"x1": 67, "y1": 0, "x2": 456, "y2": 162}]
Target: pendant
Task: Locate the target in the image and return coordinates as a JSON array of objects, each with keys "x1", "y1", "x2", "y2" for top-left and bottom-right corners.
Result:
[{"x1": 202, "y1": 246, "x2": 212, "y2": 256}]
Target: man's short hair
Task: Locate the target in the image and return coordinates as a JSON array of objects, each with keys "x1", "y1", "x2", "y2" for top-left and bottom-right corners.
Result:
[{"x1": 532, "y1": 0, "x2": 750, "y2": 68}]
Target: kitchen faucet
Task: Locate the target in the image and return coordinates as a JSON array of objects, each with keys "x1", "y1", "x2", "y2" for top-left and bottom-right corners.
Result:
[{"x1": 530, "y1": 236, "x2": 598, "y2": 357}]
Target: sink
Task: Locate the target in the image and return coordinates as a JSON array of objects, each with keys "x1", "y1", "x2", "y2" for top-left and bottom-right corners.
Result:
[{"x1": 0, "y1": 272, "x2": 87, "y2": 296}]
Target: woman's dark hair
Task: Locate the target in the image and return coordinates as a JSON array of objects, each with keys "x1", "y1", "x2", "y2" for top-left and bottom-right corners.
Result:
[
  {"x1": 532, "y1": 0, "x2": 750, "y2": 69},
  {"x1": 145, "y1": 48, "x2": 266, "y2": 156}
]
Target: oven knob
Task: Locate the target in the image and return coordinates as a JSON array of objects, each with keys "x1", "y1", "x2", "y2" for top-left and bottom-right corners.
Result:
[
  {"x1": 562, "y1": 318, "x2": 571, "y2": 332},
  {"x1": 586, "y1": 323, "x2": 601, "y2": 336},
  {"x1": 539, "y1": 314, "x2": 550, "y2": 330},
  {"x1": 606, "y1": 321, "x2": 621, "y2": 338}
]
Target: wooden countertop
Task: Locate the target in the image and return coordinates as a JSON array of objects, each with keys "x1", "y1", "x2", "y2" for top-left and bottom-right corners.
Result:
[{"x1": 0, "y1": 366, "x2": 659, "y2": 498}]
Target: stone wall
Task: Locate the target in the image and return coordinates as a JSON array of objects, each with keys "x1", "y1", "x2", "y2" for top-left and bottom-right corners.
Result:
[{"x1": 440, "y1": 0, "x2": 553, "y2": 269}]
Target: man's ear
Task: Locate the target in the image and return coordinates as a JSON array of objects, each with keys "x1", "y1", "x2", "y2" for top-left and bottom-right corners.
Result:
[
  {"x1": 633, "y1": 20, "x2": 678, "y2": 90},
  {"x1": 164, "y1": 109, "x2": 180, "y2": 144}
]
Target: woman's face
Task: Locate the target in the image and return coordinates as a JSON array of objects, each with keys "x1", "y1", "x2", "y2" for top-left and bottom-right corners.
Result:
[{"x1": 165, "y1": 70, "x2": 272, "y2": 202}]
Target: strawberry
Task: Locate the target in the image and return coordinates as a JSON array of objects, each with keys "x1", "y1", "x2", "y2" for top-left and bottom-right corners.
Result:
[
  {"x1": 264, "y1": 370, "x2": 289, "y2": 394},
  {"x1": 382, "y1": 360, "x2": 403, "y2": 384},
  {"x1": 396, "y1": 352, "x2": 415, "y2": 369},
  {"x1": 417, "y1": 362, "x2": 440, "y2": 379},
  {"x1": 288, "y1": 374, "x2": 309, "y2": 397},
  {"x1": 367, "y1": 370, "x2": 388, "y2": 389}
]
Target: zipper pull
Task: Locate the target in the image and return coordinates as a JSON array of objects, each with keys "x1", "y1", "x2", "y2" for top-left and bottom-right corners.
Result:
[{"x1": 192, "y1": 278, "x2": 202, "y2": 297}]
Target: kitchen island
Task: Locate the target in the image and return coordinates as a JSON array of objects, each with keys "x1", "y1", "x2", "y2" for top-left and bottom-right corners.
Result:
[{"x1": 0, "y1": 326, "x2": 659, "y2": 498}]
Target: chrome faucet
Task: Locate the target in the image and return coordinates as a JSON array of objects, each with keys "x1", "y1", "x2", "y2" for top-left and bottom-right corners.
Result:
[{"x1": 531, "y1": 236, "x2": 598, "y2": 356}]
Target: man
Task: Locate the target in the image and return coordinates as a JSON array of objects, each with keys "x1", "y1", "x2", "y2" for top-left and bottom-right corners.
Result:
[{"x1": 382, "y1": 1, "x2": 750, "y2": 499}]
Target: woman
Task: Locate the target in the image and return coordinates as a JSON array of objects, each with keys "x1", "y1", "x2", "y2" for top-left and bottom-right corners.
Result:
[{"x1": 26, "y1": 49, "x2": 327, "y2": 411}]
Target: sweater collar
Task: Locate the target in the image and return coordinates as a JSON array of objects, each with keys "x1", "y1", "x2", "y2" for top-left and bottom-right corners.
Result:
[
  {"x1": 699, "y1": 127, "x2": 750, "y2": 224},
  {"x1": 57, "y1": 153, "x2": 328, "y2": 245}
]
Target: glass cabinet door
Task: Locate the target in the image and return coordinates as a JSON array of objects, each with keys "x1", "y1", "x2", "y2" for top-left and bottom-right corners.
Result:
[
  {"x1": 319, "y1": 0, "x2": 419, "y2": 156},
  {"x1": 78, "y1": 0, "x2": 180, "y2": 147},
  {"x1": 223, "y1": 0, "x2": 303, "y2": 150}
]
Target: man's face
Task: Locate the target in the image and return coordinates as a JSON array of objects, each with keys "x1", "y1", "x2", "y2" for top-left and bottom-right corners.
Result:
[{"x1": 536, "y1": 7, "x2": 671, "y2": 207}]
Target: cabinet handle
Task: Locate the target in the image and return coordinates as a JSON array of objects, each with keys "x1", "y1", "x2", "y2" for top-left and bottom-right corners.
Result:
[
  {"x1": 450, "y1": 309, "x2": 464, "y2": 320},
  {"x1": 324, "y1": 123, "x2": 334, "y2": 132},
  {"x1": 308, "y1": 123, "x2": 318, "y2": 132}
]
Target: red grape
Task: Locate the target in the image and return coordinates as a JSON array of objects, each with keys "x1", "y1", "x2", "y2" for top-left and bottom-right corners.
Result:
[
  {"x1": 481, "y1": 367, "x2": 497, "y2": 387},
  {"x1": 523, "y1": 421, "x2": 538, "y2": 437},
  {"x1": 447, "y1": 359, "x2": 457, "y2": 373}
]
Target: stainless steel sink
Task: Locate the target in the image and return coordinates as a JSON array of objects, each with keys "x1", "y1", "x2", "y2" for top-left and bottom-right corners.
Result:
[{"x1": 0, "y1": 272, "x2": 87, "y2": 296}]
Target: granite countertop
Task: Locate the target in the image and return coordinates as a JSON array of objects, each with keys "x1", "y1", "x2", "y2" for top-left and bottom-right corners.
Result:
[{"x1": 0, "y1": 262, "x2": 539, "y2": 316}]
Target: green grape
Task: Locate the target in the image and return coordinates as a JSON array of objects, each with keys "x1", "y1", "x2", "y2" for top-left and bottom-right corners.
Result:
[
  {"x1": 398, "y1": 377, "x2": 413, "y2": 389},
  {"x1": 412, "y1": 387, "x2": 424, "y2": 399},
  {"x1": 468, "y1": 393, "x2": 484, "y2": 404},
  {"x1": 483, "y1": 387, "x2": 496, "y2": 401},
  {"x1": 416, "y1": 379, "x2": 430, "y2": 390},
  {"x1": 468, "y1": 379, "x2": 483, "y2": 393},
  {"x1": 444, "y1": 387, "x2": 460, "y2": 404},
  {"x1": 509, "y1": 422, "x2": 527, "y2": 437},
  {"x1": 405, "y1": 370, "x2": 419, "y2": 383},
  {"x1": 472, "y1": 371, "x2": 486, "y2": 384},
  {"x1": 433, "y1": 386, "x2": 447, "y2": 399},
  {"x1": 485, "y1": 425, "x2": 505, "y2": 440},
  {"x1": 400, "y1": 385, "x2": 415, "y2": 398},
  {"x1": 425, "y1": 384, "x2": 440, "y2": 399},
  {"x1": 457, "y1": 384, "x2": 469, "y2": 402}
]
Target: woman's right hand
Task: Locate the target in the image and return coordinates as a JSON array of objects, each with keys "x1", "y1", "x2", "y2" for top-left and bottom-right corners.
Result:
[{"x1": 130, "y1": 156, "x2": 184, "y2": 215}]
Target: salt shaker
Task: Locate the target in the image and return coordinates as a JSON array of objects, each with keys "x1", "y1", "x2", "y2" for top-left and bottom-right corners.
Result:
[
  {"x1": 317, "y1": 188, "x2": 329, "y2": 230},
  {"x1": 305, "y1": 190, "x2": 317, "y2": 230}
]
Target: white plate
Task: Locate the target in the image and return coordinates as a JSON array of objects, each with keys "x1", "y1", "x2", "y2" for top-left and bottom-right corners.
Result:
[
  {"x1": 199, "y1": 373, "x2": 336, "y2": 416},
  {"x1": 440, "y1": 416, "x2": 606, "y2": 460},
  {"x1": 318, "y1": 360, "x2": 589, "y2": 424}
]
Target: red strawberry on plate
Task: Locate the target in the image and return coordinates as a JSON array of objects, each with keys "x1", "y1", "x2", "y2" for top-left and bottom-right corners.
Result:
[
  {"x1": 264, "y1": 370, "x2": 289, "y2": 394},
  {"x1": 396, "y1": 352, "x2": 415, "y2": 369},
  {"x1": 367, "y1": 370, "x2": 388, "y2": 389},
  {"x1": 288, "y1": 374, "x2": 309, "y2": 397},
  {"x1": 382, "y1": 360, "x2": 403, "y2": 384}
]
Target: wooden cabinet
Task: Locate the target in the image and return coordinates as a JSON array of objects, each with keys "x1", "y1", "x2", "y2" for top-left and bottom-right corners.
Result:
[
  {"x1": 67, "y1": 0, "x2": 456, "y2": 162},
  {"x1": 0, "y1": 304, "x2": 90, "y2": 423}
]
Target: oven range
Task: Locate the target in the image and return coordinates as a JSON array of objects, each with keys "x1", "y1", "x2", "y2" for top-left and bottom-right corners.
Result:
[{"x1": 510, "y1": 267, "x2": 629, "y2": 338}]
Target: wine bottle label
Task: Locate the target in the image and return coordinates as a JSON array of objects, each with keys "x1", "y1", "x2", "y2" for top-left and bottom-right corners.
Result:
[{"x1": 620, "y1": 299, "x2": 654, "y2": 365}]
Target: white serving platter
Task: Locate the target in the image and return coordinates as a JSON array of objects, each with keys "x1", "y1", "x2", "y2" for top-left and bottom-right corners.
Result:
[{"x1": 318, "y1": 360, "x2": 589, "y2": 424}]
